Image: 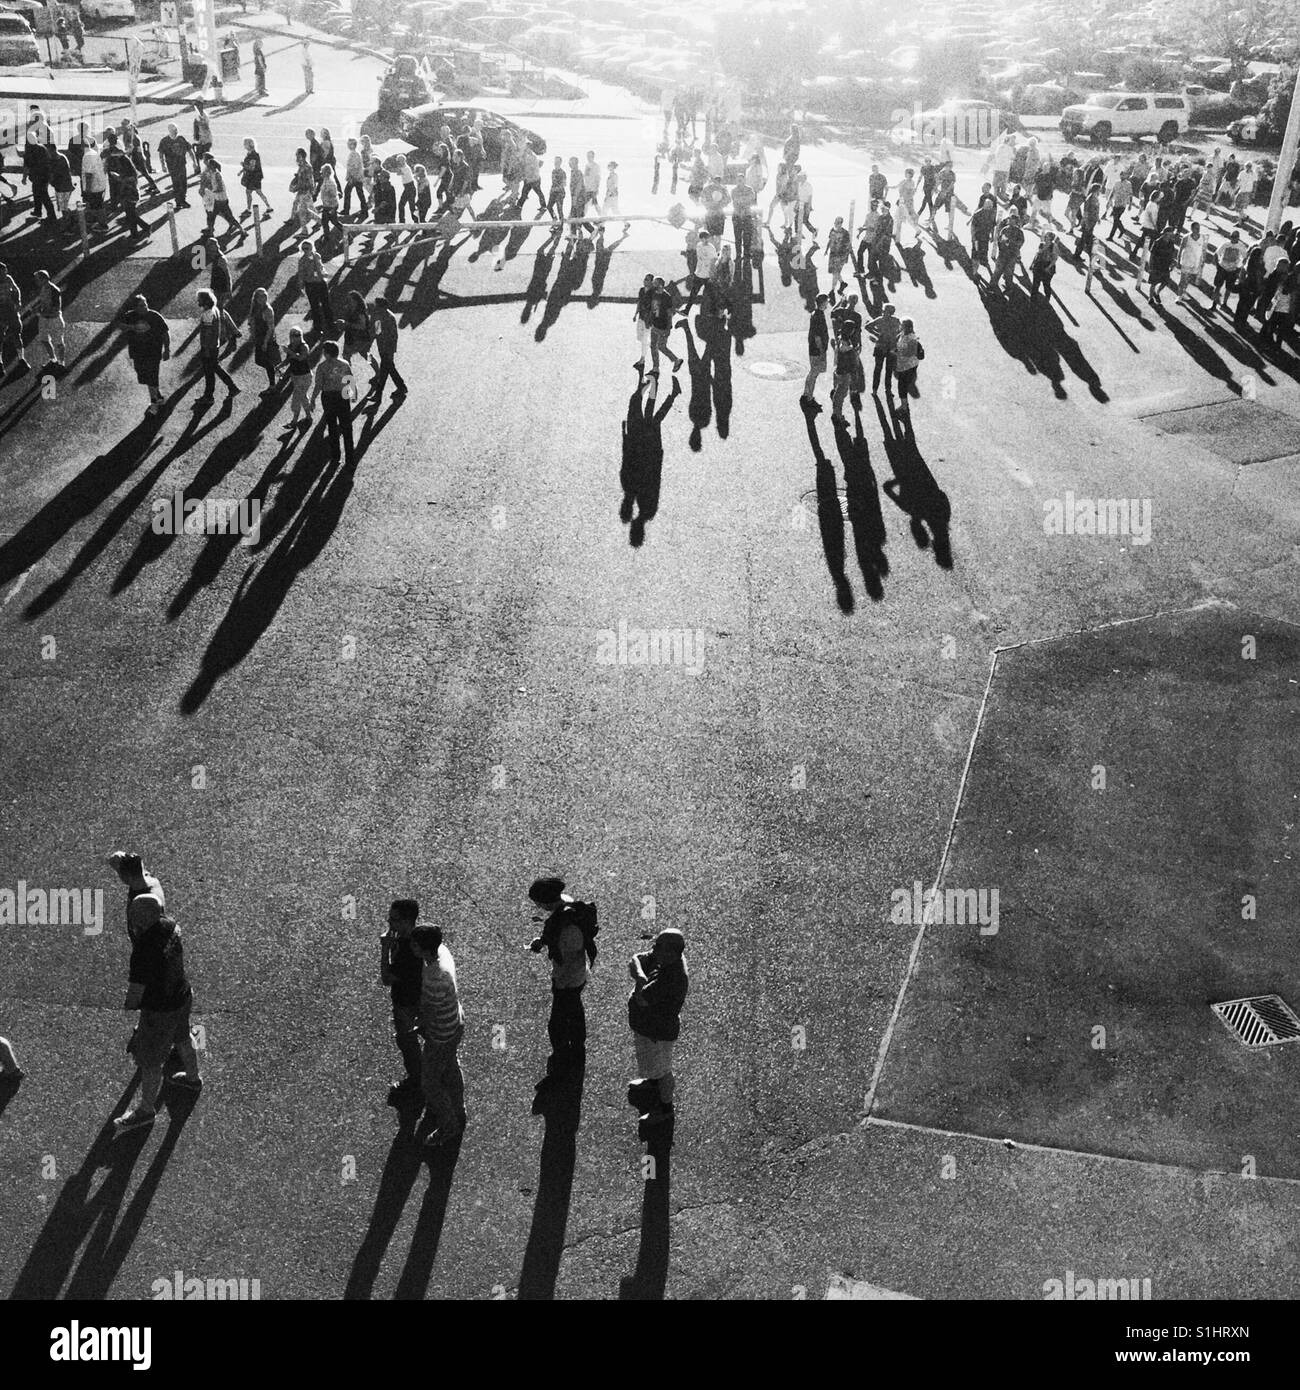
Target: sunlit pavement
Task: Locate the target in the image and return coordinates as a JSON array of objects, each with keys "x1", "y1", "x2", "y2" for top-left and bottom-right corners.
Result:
[{"x1": 1, "y1": 33, "x2": 1299, "y2": 1301}]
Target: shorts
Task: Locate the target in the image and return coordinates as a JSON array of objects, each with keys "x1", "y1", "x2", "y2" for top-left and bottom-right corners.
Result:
[
  {"x1": 808, "y1": 351, "x2": 827, "y2": 372},
  {"x1": 131, "y1": 997, "x2": 192, "y2": 1069},
  {"x1": 132, "y1": 355, "x2": 161, "y2": 389},
  {"x1": 633, "y1": 1032, "x2": 674, "y2": 1080},
  {"x1": 635, "y1": 320, "x2": 647, "y2": 344},
  {"x1": 650, "y1": 326, "x2": 670, "y2": 350},
  {"x1": 1234, "y1": 189, "x2": 1251, "y2": 212}
]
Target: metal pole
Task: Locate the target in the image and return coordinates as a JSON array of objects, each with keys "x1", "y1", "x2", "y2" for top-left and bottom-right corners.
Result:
[
  {"x1": 343, "y1": 225, "x2": 351, "y2": 265},
  {"x1": 167, "y1": 205, "x2": 179, "y2": 253},
  {"x1": 848, "y1": 198, "x2": 855, "y2": 241},
  {"x1": 1265, "y1": 66, "x2": 1300, "y2": 234},
  {"x1": 77, "y1": 205, "x2": 88, "y2": 262},
  {"x1": 253, "y1": 204, "x2": 263, "y2": 254}
]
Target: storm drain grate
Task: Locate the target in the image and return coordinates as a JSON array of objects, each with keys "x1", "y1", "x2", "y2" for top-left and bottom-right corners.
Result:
[{"x1": 1212, "y1": 995, "x2": 1300, "y2": 1049}]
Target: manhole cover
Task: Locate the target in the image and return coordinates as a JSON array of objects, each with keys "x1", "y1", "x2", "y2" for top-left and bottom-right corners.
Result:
[
  {"x1": 799, "y1": 486, "x2": 849, "y2": 516},
  {"x1": 1142, "y1": 401, "x2": 1300, "y2": 465},
  {"x1": 1212, "y1": 995, "x2": 1300, "y2": 1049},
  {"x1": 748, "y1": 360, "x2": 795, "y2": 379}
]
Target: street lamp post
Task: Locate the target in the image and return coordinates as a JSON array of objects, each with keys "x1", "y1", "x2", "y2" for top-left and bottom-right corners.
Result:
[{"x1": 1266, "y1": 66, "x2": 1300, "y2": 234}]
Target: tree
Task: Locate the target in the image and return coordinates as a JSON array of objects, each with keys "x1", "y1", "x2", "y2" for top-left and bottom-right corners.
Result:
[
  {"x1": 713, "y1": 5, "x2": 819, "y2": 110},
  {"x1": 1256, "y1": 65, "x2": 1295, "y2": 139},
  {"x1": 1184, "y1": 0, "x2": 1300, "y2": 79},
  {"x1": 1037, "y1": 16, "x2": 1099, "y2": 85}
]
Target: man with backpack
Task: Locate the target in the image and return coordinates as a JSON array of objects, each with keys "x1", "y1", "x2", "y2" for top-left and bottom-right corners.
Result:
[{"x1": 528, "y1": 876, "x2": 597, "y2": 1082}]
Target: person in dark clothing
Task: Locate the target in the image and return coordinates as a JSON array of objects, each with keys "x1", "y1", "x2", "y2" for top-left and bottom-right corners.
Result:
[
  {"x1": 802, "y1": 292, "x2": 829, "y2": 407},
  {"x1": 1147, "y1": 225, "x2": 1178, "y2": 306},
  {"x1": 368, "y1": 295, "x2": 407, "y2": 402},
  {"x1": 731, "y1": 178, "x2": 756, "y2": 263},
  {"x1": 528, "y1": 876, "x2": 597, "y2": 1082},
  {"x1": 1234, "y1": 242, "x2": 1265, "y2": 330},
  {"x1": 626, "y1": 929, "x2": 688, "y2": 1123},
  {"x1": 120, "y1": 162, "x2": 148, "y2": 238},
  {"x1": 113, "y1": 893, "x2": 201, "y2": 1135},
  {"x1": 969, "y1": 194, "x2": 996, "y2": 271},
  {"x1": 157, "y1": 123, "x2": 192, "y2": 209},
  {"x1": 381, "y1": 899, "x2": 424, "y2": 1100},
  {"x1": 918, "y1": 158, "x2": 938, "y2": 220},
  {"x1": 24, "y1": 137, "x2": 57, "y2": 225},
  {"x1": 120, "y1": 292, "x2": 170, "y2": 413}
]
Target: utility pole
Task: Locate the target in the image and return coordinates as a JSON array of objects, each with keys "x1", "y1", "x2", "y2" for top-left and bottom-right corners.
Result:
[{"x1": 1265, "y1": 66, "x2": 1300, "y2": 234}]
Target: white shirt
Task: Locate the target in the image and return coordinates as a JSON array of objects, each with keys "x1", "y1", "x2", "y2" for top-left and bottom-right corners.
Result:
[
  {"x1": 1179, "y1": 236, "x2": 1205, "y2": 272},
  {"x1": 695, "y1": 240, "x2": 719, "y2": 279},
  {"x1": 1262, "y1": 242, "x2": 1285, "y2": 274}
]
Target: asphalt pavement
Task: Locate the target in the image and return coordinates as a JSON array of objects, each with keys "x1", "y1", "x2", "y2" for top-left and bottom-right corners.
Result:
[{"x1": 1, "y1": 28, "x2": 1299, "y2": 1303}]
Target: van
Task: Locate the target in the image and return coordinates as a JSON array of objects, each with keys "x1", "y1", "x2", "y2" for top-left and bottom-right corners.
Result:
[
  {"x1": 0, "y1": 12, "x2": 41, "y2": 65},
  {"x1": 1060, "y1": 90, "x2": 1191, "y2": 145}
]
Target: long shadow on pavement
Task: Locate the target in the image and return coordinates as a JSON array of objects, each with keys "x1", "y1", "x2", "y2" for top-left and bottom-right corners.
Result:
[
  {"x1": 9, "y1": 1082, "x2": 197, "y2": 1300},
  {"x1": 876, "y1": 398, "x2": 952, "y2": 571},
  {"x1": 618, "y1": 1121, "x2": 673, "y2": 1300},
  {"x1": 619, "y1": 377, "x2": 681, "y2": 547},
  {"x1": 343, "y1": 1101, "x2": 426, "y2": 1300},
  {"x1": 392, "y1": 1134, "x2": 463, "y2": 1300},
  {"x1": 832, "y1": 411, "x2": 889, "y2": 602},
  {"x1": 802, "y1": 398, "x2": 855, "y2": 614},
  {"x1": 517, "y1": 1065, "x2": 585, "y2": 1301}
]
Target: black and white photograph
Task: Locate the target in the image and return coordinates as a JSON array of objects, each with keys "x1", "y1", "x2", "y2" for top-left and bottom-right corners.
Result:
[{"x1": 0, "y1": 0, "x2": 1297, "y2": 1345}]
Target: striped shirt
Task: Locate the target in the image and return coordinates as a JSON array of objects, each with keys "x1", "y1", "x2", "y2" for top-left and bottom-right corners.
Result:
[{"x1": 419, "y1": 944, "x2": 463, "y2": 1040}]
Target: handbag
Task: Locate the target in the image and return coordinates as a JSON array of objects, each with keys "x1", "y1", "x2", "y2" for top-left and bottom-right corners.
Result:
[{"x1": 916, "y1": 341, "x2": 925, "y2": 361}]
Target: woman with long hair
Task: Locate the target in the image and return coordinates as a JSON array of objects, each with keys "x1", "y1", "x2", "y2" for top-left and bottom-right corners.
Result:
[{"x1": 240, "y1": 137, "x2": 272, "y2": 219}]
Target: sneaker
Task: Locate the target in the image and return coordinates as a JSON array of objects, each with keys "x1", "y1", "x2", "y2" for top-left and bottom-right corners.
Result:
[{"x1": 112, "y1": 1108, "x2": 155, "y2": 1136}]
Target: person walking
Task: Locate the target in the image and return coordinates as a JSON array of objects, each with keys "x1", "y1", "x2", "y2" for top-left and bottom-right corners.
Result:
[
  {"x1": 112, "y1": 894, "x2": 202, "y2": 1136},
  {"x1": 527, "y1": 877, "x2": 597, "y2": 1083},
  {"x1": 517, "y1": 141, "x2": 545, "y2": 215},
  {"x1": 158, "y1": 124, "x2": 192, "y2": 210},
  {"x1": 393, "y1": 154, "x2": 417, "y2": 222},
  {"x1": 1208, "y1": 228, "x2": 1243, "y2": 311},
  {"x1": 339, "y1": 290, "x2": 372, "y2": 373},
  {"x1": 545, "y1": 154, "x2": 566, "y2": 222},
  {"x1": 1076, "y1": 184, "x2": 1100, "y2": 264},
  {"x1": 311, "y1": 340, "x2": 356, "y2": 466},
  {"x1": 893, "y1": 317, "x2": 923, "y2": 409},
  {"x1": 801, "y1": 291, "x2": 830, "y2": 409},
  {"x1": 342, "y1": 138, "x2": 367, "y2": 219},
  {"x1": 867, "y1": 302, "x2": 901, "y2": 396},
  {"x1": 1176, "y1": 221, "x2": 1206, "y2": 302},
  {"x1": 1234, "y1": 162, "x2": 1256, "y2": 228},
  {"x1": 199, "y1": 230, "x2": 231, "y2": 312},
  {"x1": 0, "y1": 263, "x2": 26, "y2": 375},
  {"x1": 1029, "y1": 230, "x2": 1059, "y2": 301},
  {"x1": 249, "y1": 287, "x2": 279, "y2": 394},
  {"x1": 411, "y1": 923, "x2": 466, "y2": 1147},
  {"x1": 204, "y1": 157, "x2": 240, "y2": 238},
  {"x1": 283, "y1": 324, "x2": 312, "y2": 428},
  {"x1": 252, "y1": 37, "x2": 267, "y2": 97},
  {"x1": 1262, "y1": 265, "x2": 1298, "y2": 350},
  {"x1": 301, "y1": 39, "x2": 314, "y2": 95},
  {"x1": 317, "y1": 163, "x2": 342, "y2": 241},
  {"x1": 631, "y1": 271, "x2": 657, "y2": 371},
  {"x1": 194, "y1": 289, "x2": 240, "y2": 403},
  {"x1": 119, "y1": 293, "x2": 170, "y2": 414},
  {"x1": 79, "y1": 138, "x2": 108, "y2": 230},
  {"x1": 1106, "y1": 170, "x2": 1132, "y2": 243},
  {"x1": 31, "y1": 269, "x2": 65, "y2": 367},
  {"x1": 969, "y1": 193, "x2": 996, "y2": 272},
  {"x1": 626, "y1": 929, "x2": 688, "y2": 1126},
  {"x1": 918, "y1": 157, "x2": 938, "y2": 222},
  {"x1": 48, "y1": 145, "x2": 74, "y2": 231},
  {"x1": 119, "y1": 161, "x2": 148, "y2": 239},
  {"x1": 191, "y1": 100, "x2": 212, "y2": 174},
  {"x1": 367, "y1": 295, "x2": 407, "y2": 403},
  {"x1": 680, "y1": 229, "x2": 718, "y2": 317},
  {"x1": 1147, "y1": 224, "x2": 1178, "y2": 307},
  {"x1": 240, "y1": 138, "x2": 272, "y2": 220},
  {"x1": 106, "y1": 850, "x2": 166, "y2": 933},
  {"x1": 380, "y1": 899, "x2": 424, "y2": 1103},
  {"x1": 991, "y1": 210, "x2": 1025, "y2": 293},
  {"x1": 894, "y1": 167, "x2": 919, "y2": 242},
  {"x1": 297, "y1": 240, "x2": 331, "y2": 333},
  {"x1": 646, "y1": 276, "x2": 682, "y2": 379}
]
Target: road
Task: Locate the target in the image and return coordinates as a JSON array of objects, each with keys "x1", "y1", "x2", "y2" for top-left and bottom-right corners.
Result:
[{"x1": 0, "y1": 24, "x2": 1298, "y2": 1303}]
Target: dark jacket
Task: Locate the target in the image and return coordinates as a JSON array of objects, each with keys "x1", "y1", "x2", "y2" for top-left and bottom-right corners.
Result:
[
  {"x1": 129, "y1": 917, "x2": 192, "y2": 1012},
  {"x1": 627, "y1": 952, "x2": 687, "y2": 1041}
]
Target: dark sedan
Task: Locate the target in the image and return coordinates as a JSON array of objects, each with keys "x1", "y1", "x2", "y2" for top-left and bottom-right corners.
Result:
[{"x1": 397, "y1": 103, "x2": 546, "y2": 167}]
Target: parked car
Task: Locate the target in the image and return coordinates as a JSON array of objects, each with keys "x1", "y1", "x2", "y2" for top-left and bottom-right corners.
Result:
[
  {"x1": 1228, "y1": 113, "x2": 1282, "y2": 147},
  {"x1": 892, "y1": 98, "x2": 1022, "y2": 147},
  {"x1": 1019, "y1": 82, "x2": 1086, "y2": 116},
  {"x1": 0, "y1": 8, "x2": 40, "y2": 63},
  {"x1": 1060, "y1": 90, "x2": 1190, "y2": 145},
  {"x1": 397, "y1": 102, "x2": 545, "y2": 165}
]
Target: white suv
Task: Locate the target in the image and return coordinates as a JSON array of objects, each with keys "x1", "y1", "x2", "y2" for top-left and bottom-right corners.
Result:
[{"x1": 1060, "y1": 91, "x2": 1190, "y2": 146}]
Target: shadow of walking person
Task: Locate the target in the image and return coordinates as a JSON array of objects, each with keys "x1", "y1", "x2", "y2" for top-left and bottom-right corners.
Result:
[
  {"x1": 517, "y1": 1064, "x2": 585, "y2": 1300},
  {"x1": 832, "y1": 413, "x2": 889, "y2": 601},
  {"x1": 533, "y1": 236, "x2": 591, "y2": 342},
  {"x1": 9, "y1": 1080, "x2": 196, "y2": 1299},
  {"x1": 343, "y1": 1122, "x2": 427, "y2": 1300},
  {"x1": 802, "y1": 398, "x2": 854, "y2": 614},
  {"x1": 875, "y1": 398, "x2": 952, "y2": 570},
  {"x1": 392, "y1": 1131, "x2": 464, "y2": 1300},
  {"x1": 618, "y1": 1124, "x2": 672, "y2": 1300},
  {"x1": 619, "y1": 378, "x2": 681, "y2": 547},
  {"x1": 682, "y1": 316, "x2": 713, "y2": 451}
]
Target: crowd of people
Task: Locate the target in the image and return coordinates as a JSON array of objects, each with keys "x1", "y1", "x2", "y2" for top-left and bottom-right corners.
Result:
[{"x1": 0, "y1": 860, "x2": 690, "y2": 1146}]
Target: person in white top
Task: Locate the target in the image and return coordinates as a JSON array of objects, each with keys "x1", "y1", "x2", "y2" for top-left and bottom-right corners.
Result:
[
  {"x1": 1234, "y1": 162, "x2": 1256, "y2": 226},
  {"x1": 681, "y1": 230, "x2": 719, "y2": 315},
  {"x1": 411, "y1": 924, "x2": 465, "y2": 1146},
  {"x1": 1176, "y1": 221, "x2": 1206, "y2": 300}
]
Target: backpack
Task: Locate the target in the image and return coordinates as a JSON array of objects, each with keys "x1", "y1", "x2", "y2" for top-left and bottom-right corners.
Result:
[{"x1": 543, "y1": 900, "x2": 599, "y2": 966}]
